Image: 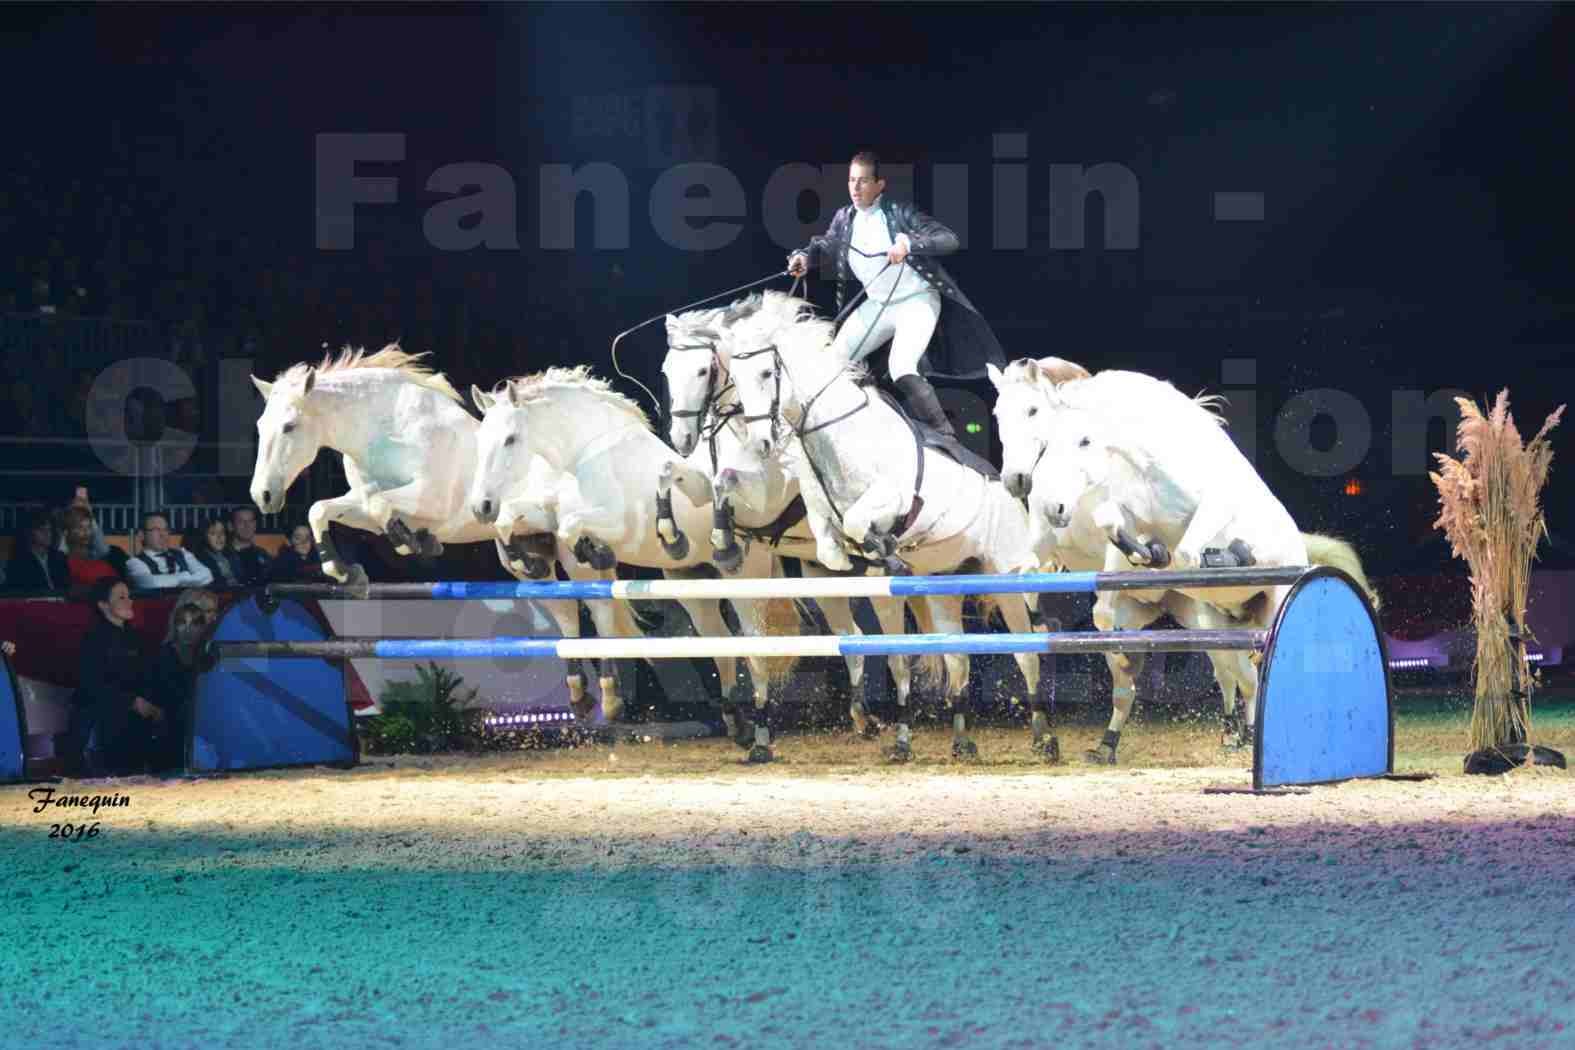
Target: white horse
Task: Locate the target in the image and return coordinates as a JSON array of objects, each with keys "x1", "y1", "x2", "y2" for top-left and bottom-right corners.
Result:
[
  {"x1": 991, "y1": 357, "x2": 1378, "y2": 754},
  {"x1": 723, "y1": 299, "x2": 1056, "y2": 763},
  {"x1": 466, "y1": 366, "x2": 804, "y2": 763},
  {"x1": 660, "y1": 293, "x2": 957, "y2": 742},
  {"x1": 247, "y1": 345, "x2": 639, "y2": 722}
]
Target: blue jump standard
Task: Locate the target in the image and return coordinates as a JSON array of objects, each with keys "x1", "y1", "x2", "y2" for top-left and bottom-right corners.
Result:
[{"x1": 266, "y1": 566, "x2": 1310, "y2": 603}]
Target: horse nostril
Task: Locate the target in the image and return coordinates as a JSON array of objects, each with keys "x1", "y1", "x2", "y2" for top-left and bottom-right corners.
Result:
[
  {"x1": 262, "y1": 490, "x2": 271, "y2": 506},
  {"x1": 481, "y1": 499, "x2": 493, "y2": 517}
]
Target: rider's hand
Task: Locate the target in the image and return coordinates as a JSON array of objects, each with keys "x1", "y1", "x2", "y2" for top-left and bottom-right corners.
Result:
[
  {"x1": 786, "y1": 253, "x2": 809, "y2": 277},
  {"x1": 887, "y1": 235, "x2": 911, "y2": 265}
]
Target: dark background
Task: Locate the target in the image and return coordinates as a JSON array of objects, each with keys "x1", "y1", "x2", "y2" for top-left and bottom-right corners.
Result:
[{"x1": 3, "y1": 2, "x2": 1572, "y2": 574}]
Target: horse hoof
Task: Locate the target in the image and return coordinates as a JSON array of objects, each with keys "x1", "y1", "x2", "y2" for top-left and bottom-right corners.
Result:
[
  {"x1": 1083, "y1": 744, "x2": 1117, "y2": 766},
  {"x1": 714, "y1": 544, "x2": 744, "y2": 575},
  {"x1": 745, "y1": 745, "x2": 774, "y2": 765},
  {"x1": 951, "y1": 739, "x2": 979, "y2": 763},
  {"x1": 1033, "y1": 736, "x2": 1062, "y2": 765},
  {"x1": 415, "y1": 529, "x2": 444, "y2": 558},
  {"x1": 857, "y1": 721, "x2": 884, "y2": 741},
  {"x1": 659, "y1": 531, "x2": 690, "y2": 562},
  {"x1": 882, "y1": 556, "x2": 911, "y2": 576},
  {"x1": 572, "y1": 537, "x2": 617, "y2": 571},
  {"x1": 570, "y1": 697, "x2": 598, "y2": 722},
  {"x1": 886, "y1": 741, "x2": 913, "y2": 764}
]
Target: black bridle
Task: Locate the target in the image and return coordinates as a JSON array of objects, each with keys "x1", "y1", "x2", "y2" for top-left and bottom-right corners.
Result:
[{"x1": 666, "y1": 337, "x2": 742, "y2": 473}]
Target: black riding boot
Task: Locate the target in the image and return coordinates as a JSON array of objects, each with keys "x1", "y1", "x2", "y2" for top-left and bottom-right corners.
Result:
[{"x1": 894, "y1": 373, "x2": 955, "y2": 437}]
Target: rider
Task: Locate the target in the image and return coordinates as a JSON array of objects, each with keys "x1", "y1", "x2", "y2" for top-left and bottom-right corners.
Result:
[{"x1": 787, "y1": 150, "x2": 1006, "y2": 473}]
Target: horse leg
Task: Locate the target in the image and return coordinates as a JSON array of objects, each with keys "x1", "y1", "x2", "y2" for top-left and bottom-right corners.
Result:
[
  {"x1": 842, "y1": 482, "x2": 908, "y2": 554},
  {"x1": 677, "y1": 597, "x2": 752, "y2": 749},
  {"x1": 1086, "y1": 590, "x2": 1166, "y2": 764},
  {"x1": 799, "y1": 561, "x2": 873, "y2": 733},
  {"x1": 307, "y1": 493, "x2": 381, "y2": 586},
  {"x1": 1171, "y1": 494, "x2": 1243, "y2": 571},
  {"x1": 556, "y1": 558, "x2": 630, "y2": 723},
  {"x1": 554, "y1": 490, "x2": 626, "y2": 572},
  {"x1": 864, "y1": 596, "x2": 915, "y2": 752},
  {"x1": 1163, "y1": 592, "x2": 1248, "y2": 749},
  {"x1": 995, "y1": 585, "x2": 1059, "y2": 763},
  {"x1": 655, "y1": 460, "x2": 699, "y2": 561},
  {"x1": 919, "y1": 595, "x2": 978, "y2": 762}
]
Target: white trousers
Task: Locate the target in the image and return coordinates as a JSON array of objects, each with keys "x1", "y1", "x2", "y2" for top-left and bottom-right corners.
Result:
[{"x1": 831, "y1": 290, "x2": 942, "y2": 380}]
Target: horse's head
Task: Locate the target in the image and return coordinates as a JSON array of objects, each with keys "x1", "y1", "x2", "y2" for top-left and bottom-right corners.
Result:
[
  {"x1": 989, "y1": 357, "x2": 1094, "y2": 499},
  {"x1": 249, "y1": 367, "x2": 322, "y2": 514},
  {"x1": 1032, "y1": 407, "x2": 1116, "y2": 529},
  {"x1": 662, "y1": 313, "x2": 725, "y2": 457},
  {"x1": 723, "y1": 326, "x2": 791, "y2": 462},
  {"x1": 468, "y1": 382, "x2": 529, "y2": 524}
]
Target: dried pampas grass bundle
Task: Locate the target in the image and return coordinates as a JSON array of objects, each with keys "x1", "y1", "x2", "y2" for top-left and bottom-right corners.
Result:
[{"x1": 1430, "y1": 390, "x2": 1563, "y2": 757}]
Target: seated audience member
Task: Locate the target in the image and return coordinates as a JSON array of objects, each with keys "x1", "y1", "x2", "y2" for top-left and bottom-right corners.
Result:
[
  {"x1": 227, "y1": 505, "x2": 274, "y2": 585},
  {"x1": 61, "y1": 506, "x2": 124, "y2": 590},
  {"x1": 73, "y1": 578, "x2": 162, "y2": 776},
  {"x1": 148, "y1": 598, "x2": 211, "y2": 772},
  {"x1": 189, "y1": 516, "x2": 242, "y2": 587},
  {"x1": 269, "y1": 525, "x2": 328, "y2": 581},
  {"x1": 125, "y1": 512, "x2": 213, "y2": 591},
  {"x1": 5, "y1": 510, "x2": 70, "y2": 592},
  {"x1": 54, "y1": 485, "x2": 112, "y2": 559},
  {"x1": 2, "y1": 640, "x2": 14, "y2": 658}
]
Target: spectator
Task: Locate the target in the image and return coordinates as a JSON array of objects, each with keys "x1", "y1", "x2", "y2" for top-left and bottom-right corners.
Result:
[
  {"x1": 61, "y1": 506, "x2": 124, "y2": 590},
  {"x1": 125, "y1": 512, "x2": 213, "y2": 591},
  {"x1": 189, "y1": 516, "x2": 241, "y2": 588},
  {"x1": 268, "y1": 525, "x2": 328, "y2": 582},
  {"x1": 227, "y1": 505, "x2": 273, "y2": 585},
  {"x1": 5, "y1": 509, "x2": 70, "y2": 592},
  {"x1": 147, "y1": 594, "x2": 212, "y2": 773},
  {"x1": 71, "y1": 578, "x2": 161, "y2": 776},
  {"x1": 54, "y1": 485, "x2": 112, "y2": 559}
]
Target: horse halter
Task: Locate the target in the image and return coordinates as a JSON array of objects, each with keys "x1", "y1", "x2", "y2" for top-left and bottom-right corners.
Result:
[{"x1": 732, "y1": 343, "x2": 785, "y2": 443}]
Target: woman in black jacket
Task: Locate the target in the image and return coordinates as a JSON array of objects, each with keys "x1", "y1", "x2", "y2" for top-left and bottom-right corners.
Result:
[
  {"x1": 188, "y1": 515, "x2": 242, "y2": 589},
  {"x1": 72, "y1": 577, "x2": 163, "y2": 775},
  {"x1": 5, "y1": 510, "x2": 71, "y2": 592}
]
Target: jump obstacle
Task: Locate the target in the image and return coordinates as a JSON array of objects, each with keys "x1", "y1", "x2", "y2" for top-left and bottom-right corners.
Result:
[{"x1": 199, "y1": 565, "x2": 1392, "y2": 790}]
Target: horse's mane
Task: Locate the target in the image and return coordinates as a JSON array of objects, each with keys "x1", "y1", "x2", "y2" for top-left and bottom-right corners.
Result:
[
  {"x1": 273, "y1": 344, "x2": 464, "y2": 404},
  {"x1": 724, "y1": 292, "x2": 870, "y2": 384},
  {"x1": 499, "y1": 364, "x2": 652, "y2": 430},
  {"x1": 672, "y1": 292, "x2": 770, "y2": 340},
  {"x1": 1047, "y1": 370, "x2": 1229, "y2": 434}
]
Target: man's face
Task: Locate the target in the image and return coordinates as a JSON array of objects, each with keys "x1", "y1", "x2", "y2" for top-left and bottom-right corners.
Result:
[
  {"x1": 848, "y1": 162, "x2": 884, "y2": 209},
  {"x1": 29, "y1": 521, "x2": 51, "y2": 549},
  {"x1": 232, "y1": 510, "x2": 257, "y2": 541},
  {"x1": 290, "y1": 526, "x2": 312, "y2": 554},
  {"x1": 142, "y1": 517, "x2": 170, "y2": 552}
]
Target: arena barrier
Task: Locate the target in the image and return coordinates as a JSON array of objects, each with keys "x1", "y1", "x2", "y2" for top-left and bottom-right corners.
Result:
[
  {"x1": 216, "y1": 566, "x2": 1393, "y2": 789},
  {"x1": 1, "y1": 649, "x2": 25, "y2": 783}
]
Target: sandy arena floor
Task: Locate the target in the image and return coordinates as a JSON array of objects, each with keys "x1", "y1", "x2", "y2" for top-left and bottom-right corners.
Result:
[{"x1": 2, "y1": 715, "x2": 1573, "y2": 1050}]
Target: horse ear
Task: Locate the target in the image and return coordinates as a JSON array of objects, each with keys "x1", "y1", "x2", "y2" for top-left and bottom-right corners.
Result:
[
  {"x1": 986, "y1": 362, "x2": 1004, "y2": 390},
  {"x1": 507, "y1": 381, "x2": 524, "y2": 407},
  {"x1": 1036, "y1": 357, "x2": 1091, "y2": 384},
  {"x1": 302, "y1": 367, "x2": 316, "y2": 395},
  {"x1": 471, "y1": 384, "x2": 494, "y2": 413},
  {"x1": 250, "y1": 375, "x2": 273, "y2": 400},
  {"x1": 664, "y1": 314, "x2": 680, "y2": 335}
]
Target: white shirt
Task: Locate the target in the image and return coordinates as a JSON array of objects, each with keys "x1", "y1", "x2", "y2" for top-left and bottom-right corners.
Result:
[
  {"x1": 125, "y1": 546, "x2": 214, "y2": 591},
  {"x1": 847, "y1": 196, "x2": 938, "y2": 306}
]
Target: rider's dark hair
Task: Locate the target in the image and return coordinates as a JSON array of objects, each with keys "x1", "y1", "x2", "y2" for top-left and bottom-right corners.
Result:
[{"x1": 850, "y1": 151, "x2": 881, "y2": 178}]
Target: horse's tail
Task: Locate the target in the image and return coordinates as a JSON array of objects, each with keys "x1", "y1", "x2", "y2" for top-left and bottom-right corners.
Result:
[
  {"x1": 907, "y1": 597, "x2": 946, "y2": 686},
  {"x1": 760, "y1": 597, "x2": 809, "y2": 683},
  {"x1": 1301, "y1": 532, "x2": 1382, "y2": 611}
]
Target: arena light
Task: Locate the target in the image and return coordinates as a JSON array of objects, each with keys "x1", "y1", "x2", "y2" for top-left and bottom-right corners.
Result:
[
  {"x1": 1343, "y1": 478, "x2": 1363, "y2": 497},
  {"x1": 1388, "y1": 657, "x2": 1433, "y2": 670}
]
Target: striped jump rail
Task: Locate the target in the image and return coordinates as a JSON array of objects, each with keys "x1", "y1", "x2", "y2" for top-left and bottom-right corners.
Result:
[
  {"x1": 211, "y1": 628, "x2": 1265, "y2": 662},
  {"x1": 265, "y1": 566, "x2": 1310, "y2": 604}
]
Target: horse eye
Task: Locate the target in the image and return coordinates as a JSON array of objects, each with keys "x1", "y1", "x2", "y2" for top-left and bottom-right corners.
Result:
[
  {"x1": 759, "y1": 369, "x2": 771, "y2": 381},
  {"x1": 698, "y1": 366, "x2": 709, "y2": 377},
  {"x1": 1078, "y1": 436, "x2": 1091, "y2": 448},
  {"x1": 1026, "y1": 406, "x2": 1038, "y2": 418},
  {"x1": 504, "y1": 434, "x2": 516, "y2": 447},
  {"x1": 281, "y1": 422, "x2": 295, "y2": 434}
]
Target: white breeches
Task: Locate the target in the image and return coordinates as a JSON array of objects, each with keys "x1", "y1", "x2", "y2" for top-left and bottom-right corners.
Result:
[{"x1": 832, "y1": 291, "x2": 942, "y2": 381}]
